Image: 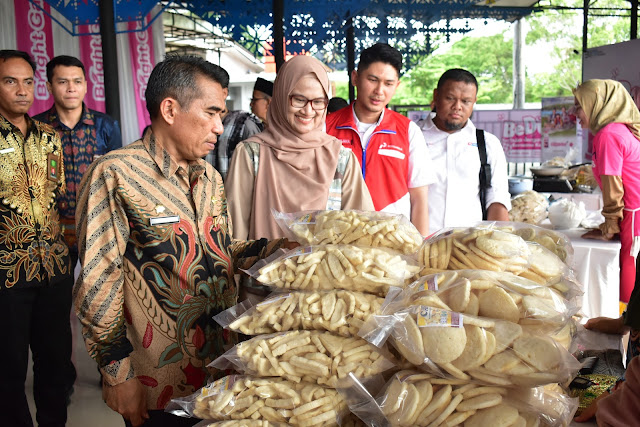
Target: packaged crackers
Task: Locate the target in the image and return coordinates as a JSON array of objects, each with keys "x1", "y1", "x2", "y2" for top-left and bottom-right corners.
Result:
[
  {"x1": 360, "y1": 306, "x2": 581, "y2": 387},
  {"x1": 386, "y1": 270, "x2": 580, "y2": 330},
  {"x1": 248, "y1": 245, "x2": 420, "y2": 296},
  {"x1": 273, "y1": 209, "x2": 424, "y2": 254},
  {"x1": 167, "y1": 375, "x2": 347, "y2": 426},
  {"x1": 418, "y1": 227, "x2": 579, "y2": 294},
  {"x1": 472, "y1": 221, "x2": 573, "y2": 264},
  {"x1": 337, "y1": 370, "x2": 578, "y2": 427},
  {"x1": 214, "y1": 290, "x2": 384, "y2": 337},
  {"x1": 210, "y1": 330, "x2": 395, "y2": 388}
]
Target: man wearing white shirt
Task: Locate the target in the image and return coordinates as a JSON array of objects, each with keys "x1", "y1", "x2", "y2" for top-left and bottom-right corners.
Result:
[
  {"x1": 326, "y1": 43, "x2": 435, "y2": 236},
  {"x1": 418, "y1": 68, "x2": 511, "y2": 232}
]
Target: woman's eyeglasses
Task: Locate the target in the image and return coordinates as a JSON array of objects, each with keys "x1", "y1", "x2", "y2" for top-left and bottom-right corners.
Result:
[{"x1": 289, "y1": 95, "x2": 328, "y2": 110}]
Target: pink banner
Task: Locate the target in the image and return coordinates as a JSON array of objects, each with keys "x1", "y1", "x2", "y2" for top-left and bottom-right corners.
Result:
[
  {"x1": 474, "y1": 110, "x2": 542, "y2": 163},
  {"x1": 14, "y1": 0, "x2": 54, "y2": 116},
  {"x1": 78, "y1": 24, "x2": 106, "y2": 112},
  {"x1": 128, "y1": 18, "x2": 155, "y2": 137}
]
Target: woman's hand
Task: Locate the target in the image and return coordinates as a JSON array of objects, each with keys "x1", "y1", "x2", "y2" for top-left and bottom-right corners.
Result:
[
  {"x1": 582, "y1": 229, "x2": 615, "y2": 240},
  {"x1": 584, "y1": 315, "x2": 627, "y2": 335}
]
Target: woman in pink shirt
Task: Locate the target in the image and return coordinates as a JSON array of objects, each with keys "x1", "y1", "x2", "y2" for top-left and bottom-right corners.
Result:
[
  {"x1": 574, "y1": 79, "x2": 640, "y2": 304},
  {"x1": 573, "y1": 79, "x2": 640, "y2": 424},
  {"x1": 574, "y1": 79, "x2": 640, "y2": 305}
]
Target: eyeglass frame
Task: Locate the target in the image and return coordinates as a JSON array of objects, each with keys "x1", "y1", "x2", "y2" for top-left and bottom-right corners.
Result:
[
  {"x1": 250, "y1": 96, "x2": 269, "y2": 103},
  {"x1": 289, "y1": 94, "x2": 329, "y2": 111}
]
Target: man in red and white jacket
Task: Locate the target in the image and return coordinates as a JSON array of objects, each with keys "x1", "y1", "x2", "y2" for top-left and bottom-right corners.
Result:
[{"x1": 326, "y1": 43, "x2": 434, "y2": 236}]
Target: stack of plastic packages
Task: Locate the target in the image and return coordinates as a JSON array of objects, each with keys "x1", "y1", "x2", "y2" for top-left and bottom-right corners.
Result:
[
  {"x1": 342, "y1": 223, "x2": 584, "y2": 426},
  {"x1": 166, "y1": 210, "x2": 423, "y2": 426}
]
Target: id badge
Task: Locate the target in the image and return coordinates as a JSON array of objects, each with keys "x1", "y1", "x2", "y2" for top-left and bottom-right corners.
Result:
[
  {"x1": 150, "y1": 215, "x2": 180, "y2": 226},
  {"x1": 47, "y1": 153, "x2": 60, "y2": 182}
]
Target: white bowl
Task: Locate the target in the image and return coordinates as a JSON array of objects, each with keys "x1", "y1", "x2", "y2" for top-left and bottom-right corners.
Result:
[{"x1": 508, "y1": 177, "x2": 534, "y2": 195}]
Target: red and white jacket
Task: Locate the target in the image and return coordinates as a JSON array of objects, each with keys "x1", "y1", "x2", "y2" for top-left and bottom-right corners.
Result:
[{"x1": 326, "y1": 106, "x2": 415, "y2": 212}]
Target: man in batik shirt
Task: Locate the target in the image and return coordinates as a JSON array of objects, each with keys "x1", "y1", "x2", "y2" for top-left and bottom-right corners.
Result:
[
  {"x1": 74, "y1": 55, "x2": 286, "y2": 427},
  {"x1": 0, "y1": 50, "x2": 73, "y2": 427},
  {"x1": 34, "y1": 55, "x2": 122, "y2": 266}
]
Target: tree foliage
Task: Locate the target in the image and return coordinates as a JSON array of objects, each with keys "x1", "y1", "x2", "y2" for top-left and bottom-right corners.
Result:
[
  {"x1": 384, "y1": 0, "x2": 634, "y2": 106},
  {"x1": 400, "y1": 32, "x2": 513, "y2": 105}
]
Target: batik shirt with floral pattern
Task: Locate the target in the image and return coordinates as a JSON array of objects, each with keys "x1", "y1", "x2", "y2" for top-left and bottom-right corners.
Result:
[
  {"x1": 34, "y1": 104, "x2": 121, "y2": 252},
  {"x1": 0, "y1": 114, "x2": 70, "y2": 290},
  {"x1": 74, "y1": 130, "x2": 284, "y2": 409}
]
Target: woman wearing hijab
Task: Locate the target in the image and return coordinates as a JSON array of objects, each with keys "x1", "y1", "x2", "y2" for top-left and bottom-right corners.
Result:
[
  {"x1": 226, "y1": 56, "x2": 374, "y2": 240},
  {"x1": 574, "y1": 79, "x2": 640, "y2": 304},
  {"x1": 570, "y1": 82, "x2": 640, "y2": 424}
]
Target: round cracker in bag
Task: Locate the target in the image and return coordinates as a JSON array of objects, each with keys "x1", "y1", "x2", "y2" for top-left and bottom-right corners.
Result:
[{"x1": 421, "y1": 325, "x2": 467, "y2": 364}]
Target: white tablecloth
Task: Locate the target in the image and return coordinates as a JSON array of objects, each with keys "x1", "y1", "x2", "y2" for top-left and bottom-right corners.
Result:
[{"x1": 559, "y1": 228, "x2": 621, "y2": 319}]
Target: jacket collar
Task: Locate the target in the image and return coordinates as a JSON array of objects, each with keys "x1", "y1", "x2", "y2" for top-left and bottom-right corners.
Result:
[{"x1": 335, "y1": 102, "x2": 398, "y2": 133}]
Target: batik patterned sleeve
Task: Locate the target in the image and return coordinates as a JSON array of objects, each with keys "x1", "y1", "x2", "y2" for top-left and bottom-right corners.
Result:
[
  {"x1": 230, "y1": 237, "x2": 287, "y2": 271},
  {"x1": 73, "y1": 158, "x2": 135, "y2": 386},
  {"x1": 51, "y1": 130, "x2": 67, "y2": 195}
]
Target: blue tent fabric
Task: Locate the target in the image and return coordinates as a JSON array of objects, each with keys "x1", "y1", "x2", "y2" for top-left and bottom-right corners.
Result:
[{"x1": 37, "y1": 0, "x2": 537, "y2": 63}]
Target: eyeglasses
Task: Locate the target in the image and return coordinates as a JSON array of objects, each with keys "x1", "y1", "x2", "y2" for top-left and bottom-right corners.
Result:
[
  {"x1": 289, "y1": 95, "x2": 328, "y2": 110},
  {"x1": 250, "y1": 97, "x2": 268, "y2": 103}
]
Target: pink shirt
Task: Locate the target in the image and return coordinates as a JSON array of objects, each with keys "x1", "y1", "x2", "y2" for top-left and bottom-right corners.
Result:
[{"x1": 592, "y1": 122, "x2": 640, "y2": 236}]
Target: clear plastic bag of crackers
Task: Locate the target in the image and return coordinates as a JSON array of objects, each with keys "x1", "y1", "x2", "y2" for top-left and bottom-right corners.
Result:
[
  {"x1": 382, "y1": 270, "x2": 580, "y2": 333},
  {"x1": 245, "y1": 245, "x2": 420, "y2": 296},
  {"x1": 214, "y1": 290, "x2": 384, "y2": 337},
  {"x1": 508, "y1": 190, "x2": 549, "y2": 224},
  {"x1": 471, "y1": 220, "x2": 574, "y2": 265},
  {"x1": 166, "y1": 374, "x2": 348, "y2": 426},
  {"x1": 359, "y1": 305, "x2": 581, "y2": 388},
  {"x1": 272, "y1": 209, "x2": 424, "y2": 255},
  {"x1": 335, "y1": 370, "x2": 578, "y2": 426},
  {"x1": 208, "y1": 330, "x2": 396, "y2": 388},
  {"x1": 417, "y1": 226, "x2": 580, "y2": 297}
]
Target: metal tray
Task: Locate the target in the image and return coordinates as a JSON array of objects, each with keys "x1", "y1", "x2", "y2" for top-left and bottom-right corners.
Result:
[{"x1": 530, "y1": 166, "x2": 565, "y2": 177}]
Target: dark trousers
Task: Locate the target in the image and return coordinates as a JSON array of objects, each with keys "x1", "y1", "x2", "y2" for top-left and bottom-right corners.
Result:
[
  {"x1": 123, "y1": 411, "x2": 197, "y2": 427},
  {"x1": 0, "y1": 276, "x2": 76, "y2": 427}
]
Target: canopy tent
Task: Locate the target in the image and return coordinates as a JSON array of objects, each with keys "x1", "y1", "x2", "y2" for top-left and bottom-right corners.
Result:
[
  {"x1": 30, "y1": 0, "x2": 541, "y2": 118},
  {"x1": 15, "y1": 0, "x2": 638, "y2": 135},
  {"x1": 38, "y1": 0, "x2": 165, "y2": 34},
  {"x1": 39, "y1": 0, "x2": 540, "y2": 63}
]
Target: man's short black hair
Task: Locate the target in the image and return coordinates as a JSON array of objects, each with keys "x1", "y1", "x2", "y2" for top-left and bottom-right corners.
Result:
[
  {"x1": 357, "y1": 43, "x2": 402, "y2": 77},
  {"x1": 437, "y1": 68, "x2": 478, "y2": 90},
  {"x1": 145, "y1": 54, "x2": 230, "y2": 120},
  {"x1": 0, "y1": 50, "x2": 36, "y2": 73},
  {"x1": 46, "y1": 55, "x2": 85, "y2": 82},
  {"x1": 328, "y1": 97, "x2": 348, "y2": 113}
]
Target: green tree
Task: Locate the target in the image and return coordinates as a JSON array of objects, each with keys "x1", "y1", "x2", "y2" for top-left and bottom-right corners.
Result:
[
  {"x1": 398, "y1": 32, "x2": 513, "y2": 105},
  {"x1": 525, "y1": 0, "x2": 631, "y2": 98},
  {"x1": 388, "y1": 0, "x2": 633, "y2": 106}
]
